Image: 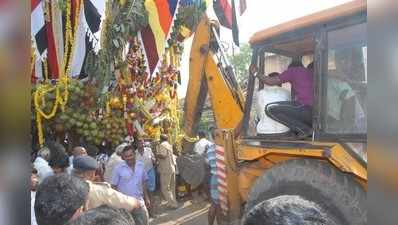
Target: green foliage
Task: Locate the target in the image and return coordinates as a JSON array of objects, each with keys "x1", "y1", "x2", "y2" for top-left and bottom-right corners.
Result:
[
  {"x1": 197, "y1": 116, "x2": 215, "y2": 132},
  {"x1": 168, "y1": 1, "x2": 207, "y2": 47},
  {"x1": 227, "y1": 43, "x2": 252, "y2": 85},
  {"x1": 89, "y1": 0, "x2": 149, "y2": 106}
]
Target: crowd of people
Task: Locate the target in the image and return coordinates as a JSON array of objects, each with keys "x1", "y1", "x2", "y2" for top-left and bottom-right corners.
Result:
[
  {"x1": 31, "y1": 133, "x2": 181, "y2": 225},
  {"x1": 31, "y1": 130, "x2": 224, "y2": 225}
]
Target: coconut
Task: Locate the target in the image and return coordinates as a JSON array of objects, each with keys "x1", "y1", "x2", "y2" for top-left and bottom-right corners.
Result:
[
  {"x1": 89, "y1": 122, "x2": 97, "y2": 129},
  {"x1": 69, "y1": 119, "x2": 76, "y2": 126},
  {"x1": 98, "y1": 133, "x2": 105, "y2": 139},
  {"x1": 59, "y1": 113, "x2": 68, "y2": 121},
  {"x1": 91, "y1": 130, "x2": 98, "y2": 136}
]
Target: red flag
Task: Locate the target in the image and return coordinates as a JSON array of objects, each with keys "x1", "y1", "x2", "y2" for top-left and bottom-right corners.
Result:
[
  {"x1": 213, "y1": 0, "x2": 232, "y2": 28},
  {"x1": 213, "y1": 0, "x2": 239, "y2": 46},
  {"x1": 44, "y1": 0, "x2": 60, "y2": 79}
]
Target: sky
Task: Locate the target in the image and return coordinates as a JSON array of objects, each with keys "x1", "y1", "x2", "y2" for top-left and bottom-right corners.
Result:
[{"x1": 92, "y1": 0, "x2": 354, "y2": 99}]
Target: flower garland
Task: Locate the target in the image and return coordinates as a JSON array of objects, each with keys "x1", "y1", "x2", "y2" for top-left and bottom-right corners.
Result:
[
  {"x1": 62, "y1": 0, "x2": 81, "y2": 76},
  {"x1": 31, "y1": 44, "x2": 35, "y2": 77},
  {"x1": 36, "y1": 112, "x2": 45, "y2": 148},
  {"x1": 63, "y1": 0, "x2": 72, "y2": 73},
  {"x1": 65, "y1": 0, "x2": 82, "y2": 76},
  {"x1": 43, "y1": 58, "x2": 49, "y2": 81},
  {"x1": 34, "y1": 84, "x2": 58, "y2": 147},
  {"x1": 34, "y1": 76, "x2": 70, "y2": 147},
  {"x1": 33, "y1": 0, "x2": 82, "y2": 147}
]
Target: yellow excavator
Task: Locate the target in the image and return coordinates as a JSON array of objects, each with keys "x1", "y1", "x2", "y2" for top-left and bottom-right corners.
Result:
[{"x1": 182, "y1": 1, "x2": 367, "y2": 224}]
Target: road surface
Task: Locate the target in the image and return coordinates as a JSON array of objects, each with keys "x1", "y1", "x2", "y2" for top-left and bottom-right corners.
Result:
[{"x1": 149, "y1": 196, "x2": 210, "y2": 225}]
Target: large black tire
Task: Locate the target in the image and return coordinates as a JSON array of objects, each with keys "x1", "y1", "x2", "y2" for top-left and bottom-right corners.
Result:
[{"x1": 242, "y1": 159, "x2": 366, "y2": 225}]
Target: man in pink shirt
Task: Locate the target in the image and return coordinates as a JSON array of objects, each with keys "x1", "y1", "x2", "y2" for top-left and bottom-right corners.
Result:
[{"x1": 254, "y1": 60, "x2": 313, "y2": 138}]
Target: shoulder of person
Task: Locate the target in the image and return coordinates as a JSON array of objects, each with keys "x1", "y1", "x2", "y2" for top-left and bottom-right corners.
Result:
[
  {"x1": 113, "y1": 161, "x2": 126, "y2": 170},
  {"x1": 91, "y1": 181, "x2": 112, "y2": 188},
  {"x1": 161, "y1": 141, "x2": 172, "y2": 148}
]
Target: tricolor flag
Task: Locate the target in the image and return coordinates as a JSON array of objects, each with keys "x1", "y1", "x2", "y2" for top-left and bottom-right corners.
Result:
[
  {"x1": 31, "y1": 0, "x2": 101, "y2": 82},
  {"x1": 31, "y1": 0, "x2": 46, "y2": 57},
  {"x1": 140, "y1": 0, "x2": 179, "y2": 76},
  {"x1": 213, "y1": 0, "x2": 239, "y2": 46},
  {"x1": 31, "y1": 0, "x2": 59, "y2": 80},
  {"x1": 69, "y1": 0, "x2": 101, "y2": 78}
]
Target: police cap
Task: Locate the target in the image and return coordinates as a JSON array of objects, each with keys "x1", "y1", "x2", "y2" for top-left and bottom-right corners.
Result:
[{"x1": 73, "y1": 155, "x2": 98, "y2": 171}]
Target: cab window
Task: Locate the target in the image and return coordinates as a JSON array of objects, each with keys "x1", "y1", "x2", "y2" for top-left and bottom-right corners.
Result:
[
  {"x1": 247, "y1": 52, "x2": 295, "y2": 137},
  {"x1": 324, "y1": 22, "x2": 367, "y2": 134}
]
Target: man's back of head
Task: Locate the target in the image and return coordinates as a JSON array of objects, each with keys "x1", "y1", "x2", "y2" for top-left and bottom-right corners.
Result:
[
  {"x1": 66, "y1": 205, "x2": 135, "y2": 225},
  {"x1": 37, "y1": 147, "x2": 51, "y2": 161},
  {"x1": 48, "y1": 150, "x2": 70, "y2": 174},
  {"x1": 73, "y1": 146, "x2": 88, "y2": 158},
  {"x1": 160, "y1": 134, "x2": 169, "y2": 143},
  {"x1": 34, "y1": 173, "x2": 89, "y2": 225}
]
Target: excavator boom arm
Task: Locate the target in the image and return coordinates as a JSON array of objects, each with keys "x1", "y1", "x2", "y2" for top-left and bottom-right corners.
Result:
[{"x1": 183, "y1": 16, "x2": 244, "y2": 139}]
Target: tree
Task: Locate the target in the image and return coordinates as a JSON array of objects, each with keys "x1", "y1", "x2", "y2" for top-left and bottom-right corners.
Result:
[{"x1": 227, "y1": 43, "x2": 252, "y2": 88}]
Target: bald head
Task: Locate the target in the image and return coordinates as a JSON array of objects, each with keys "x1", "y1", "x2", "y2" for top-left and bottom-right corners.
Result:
[{"x1": 72, "y1": 147, "x2": 87, "y2": 158}]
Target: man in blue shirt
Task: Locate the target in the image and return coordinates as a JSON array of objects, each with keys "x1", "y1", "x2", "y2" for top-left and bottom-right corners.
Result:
[{"x1": 111, "y1": 145, "x2": 149, "y2": 225}]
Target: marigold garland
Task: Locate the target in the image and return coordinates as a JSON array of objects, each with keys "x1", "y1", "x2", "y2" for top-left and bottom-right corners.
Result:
[
  {"x1": 43, "y1": 58, "x2": 49, "y2": 81},
  {"x1": 31, "y1": 44, "x2": 35, "y2": 76},
  {"x1": 36, "y1": 113, "x2": 44, "y2": 148},
  {"x1": 63, "y1": 0, "x2": 72, "y2": 73},
  {"x1": 65, "y1": 0, "x2": 82, "y2": 76},
  {"x1": 33, "y1": 0, "x2": 80, "y2": 146},
  {"x1": 34, "y1": 78, "x2": 70, "y2": 147}
]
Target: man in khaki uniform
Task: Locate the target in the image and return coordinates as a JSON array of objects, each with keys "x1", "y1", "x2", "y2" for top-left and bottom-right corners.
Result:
[
  {"x1": 72, "y1": 155, "x2": 140, "y2": 212},
  {"x1": 156, "y1": 134, "x2": 178, "y2": 209}
]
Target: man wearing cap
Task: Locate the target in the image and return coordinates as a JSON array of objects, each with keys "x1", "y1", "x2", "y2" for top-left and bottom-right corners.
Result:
[{"x1": 72, "y1": 155, "x2": 140, "y2": 212}]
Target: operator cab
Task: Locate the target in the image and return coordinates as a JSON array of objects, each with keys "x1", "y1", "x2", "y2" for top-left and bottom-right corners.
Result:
[{"x1": 242, "y1": 1, "x2": 367, "y2": 143}]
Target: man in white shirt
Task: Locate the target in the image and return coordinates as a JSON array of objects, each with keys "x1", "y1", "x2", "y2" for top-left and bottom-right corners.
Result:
[
  {"x1": 33, "y1": 147, "x2": 53, "y2": 183},
  {"x1": 104, "y1": 143, "x2": 126, "y2": 183},
  {"x1": 192, "y1": 131, "x2": 212, "y2": 201},
  {"x1": 256, "y1": 72, "x2": 291, "y2": 135},
  {"x1": 193, "y1": 131, "x2": 212, "y2": 155},
  {"x1": 136, "y1": 140, "x2": 155, "y2": 174}
]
